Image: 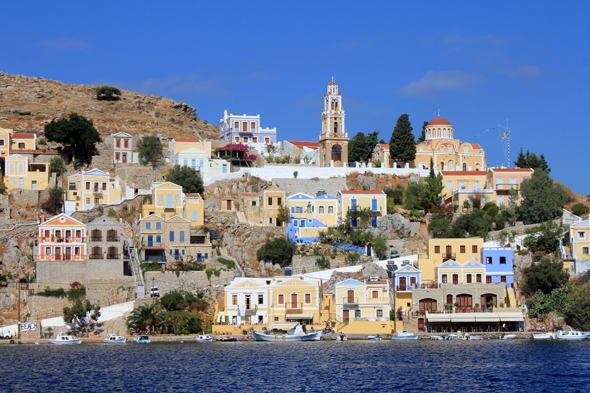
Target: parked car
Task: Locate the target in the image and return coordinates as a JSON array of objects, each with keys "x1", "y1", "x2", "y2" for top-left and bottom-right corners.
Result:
[
  {"x1": 390, "y1": 249, "x2": 400, "y2": 258},
  {"x1": 150, "y1": 287, "x2": 160, "y2": 298}
]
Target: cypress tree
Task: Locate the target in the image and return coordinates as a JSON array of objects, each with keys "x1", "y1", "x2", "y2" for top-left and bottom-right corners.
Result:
[{"x1": 389, "y1": 114, "x2": 416, "y2": 163}]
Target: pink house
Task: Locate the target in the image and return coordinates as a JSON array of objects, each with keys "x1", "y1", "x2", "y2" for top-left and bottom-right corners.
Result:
[{"x1": 486, "y1": 168, "x2": 534, "y2": 206}]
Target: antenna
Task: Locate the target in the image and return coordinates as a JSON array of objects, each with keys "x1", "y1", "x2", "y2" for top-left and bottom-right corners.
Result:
[{"x1": 498, "y1": 119, "x2": 510, "y2": 168}]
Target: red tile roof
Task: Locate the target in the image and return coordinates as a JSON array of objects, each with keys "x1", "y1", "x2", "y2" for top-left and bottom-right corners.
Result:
[
  {"x1": 441, "y1": 171, "x2": 486, "y2": 176},
  {"x1": 490, "y1": 168, "x2": 534, "y2": 172},
  {"x1": 185, "y1": 193, "x2": 201, "y2": 198},
  {"x1": 241, "y1": 193, "x2": 257, "y2": 197},
  {"x1": 428, "y1": 116, "x2": 451, "y2": 126},
  {"x1": 328, "y1": 81, "x2": 337, "y2": 86},
  {"x1": 339, "y1": 190, "x2": 385, "y2": 195},
  {"x1": 9, "y1": 149, "x2": 58, "y2": 154},
  {"x1": 378, "y1": 144, "x2": 389, "y2": 148},
  {"x1": 12, "y1": 133, "x2": 35, "y2": 139},
  {"x1": 175, "y1": 139, "x2": 201, "y2": 143},
  {"x1": 286, "y1": 141, "x2": 319, "y2": 149}
]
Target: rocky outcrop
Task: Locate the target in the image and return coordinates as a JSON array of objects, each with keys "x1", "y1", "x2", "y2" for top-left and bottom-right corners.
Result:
[
  {"x1": 371, "y1": 214, "x2": 419, "y2": 239},
  {"x1": 1, "y1": 237, "x2": 33, "y2": 275}
]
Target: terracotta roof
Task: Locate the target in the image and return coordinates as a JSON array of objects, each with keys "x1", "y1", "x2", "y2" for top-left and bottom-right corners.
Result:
[
  {"x1": 241, "y1": 193, "x2": 257, "y2": 197},
  {"x1": 489, "y1": 168, "x2": 534, "y2": 172},
  {"x1": 339, "y1": 190, "x2": 385, "y2": 195},
  {"x1": 328, "y1": 81, "x2": 337, "y2": 86},
  {"x1": 428, "y1": 116, "x2": 452, "y2": 126},
  {"x1": 378, "y1": 144, "x2": 389, "y2": 149},
  {"x1": 175, "y1": 139, "x2": 200, "y2": 143},
  {"x1": 185, "y1": 193, "x2": 201, "y2": 198},
  {"x1": 9, "y1": 149, "x2": 58, "y2": 154},
  {"x1": 12, "y1": 133, "x2": 35, "y2": 139},
  {"x1": 286, "y1": 141, "x2": 319, "y2": 149},
  {"x1": 441, "y1": 171, "x2": 486, "y2": 176},
  {"x1": 460, "y1": 142, "x2": 482, "y2": 149}
]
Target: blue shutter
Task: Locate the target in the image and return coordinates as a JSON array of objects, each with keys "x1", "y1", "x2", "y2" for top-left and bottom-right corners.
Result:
[
  {"x1": 156, "y1": 236, "x2": 161, "y2": 243},
  {"x1": 166, "y1": 195, "x2": 172, "y2": 208},
  {"x1": 146, "y1": 223, "x2": 151, "y2": 229},
  {"x1": 192, "y1": 211, "x2": 197, "y2": 221},
  {"x1": 180, "y1": 231, "x2": 185, "y2": 242},
  {"x1": 291, "y1": 207, "x2": 294, "y2": 213},
  {"x1": 170, "y1": 231, "x2": 174, "y2": 242},
  {"x1": 205, "y1": 253, "x2": 208, "y2": 259},
  {"x1": 372, "y1": 199, "x2": 377, "y2": 211}
]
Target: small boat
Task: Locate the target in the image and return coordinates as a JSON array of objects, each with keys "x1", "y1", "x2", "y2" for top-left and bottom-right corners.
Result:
[
  {"x1": 103, "y1": 334, "x2": 127, "y2": 344},
  {"x1": 392, "y1": 330, "x2": 418, "y2": 340},
  {"x1": 217, "y1": 337, "x2": 238, "y2": 342},
  {"x1": 501, "y1": 334, "x2": 517, "y2": 340},
  {"x1": 49, "y1": 332, "x2": 83, "y2": 345},
  {"x1": 253, "y1": 323, "x2": 321, "y2": 342},
  {"x1": 444, "y1": 334, "x2": 465, "y2": 340},
  {"x1": 465, "y1": 334, "x2": 484, "y2": 340},
  {"x1": 430, "y1": 335, "x2": 444, "y2": 340},
  {"x1": 556, "y1": 328, "x2": 590, "y2": 340},
  {"x1": 336, "y1": 333, "x2": 348, "y2": 341},
  {"x1": 134, "y1": 335, "x2": 151, "y2": 343},
  {"x1": 367, "y1": 334, "x2": 382, "y2": 341},
  {"x1": 195, "y1": 333, "x2": 213, "y2": 343},
  {"x1": 529, "y1": 332, "x2": 555, "y2": 340}
]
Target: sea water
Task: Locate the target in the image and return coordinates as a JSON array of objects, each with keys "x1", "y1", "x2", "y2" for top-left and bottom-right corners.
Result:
[{"x1": 2, "y1": 340, "x2": 590, "y2": 392}]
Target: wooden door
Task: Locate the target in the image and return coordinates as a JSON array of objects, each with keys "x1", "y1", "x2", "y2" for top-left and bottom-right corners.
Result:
[
  {"x1": 418, "y1": 318, "x2": 425, "y2": 331},
  {"x1": 457, "y1": 295, "x2": 472, "y2": 310},
  {"x1": 399, "y1": 277, "x2": 407, "y2": 291},
  {"x1": 452, "y1": 274, "x2": 459, "y2": 284},
  {"x1": 291, "y1": 293, "x2": 298, "y2": 307},
  {"x1": 343, "y1": 309, "x2": 349, "y2": 323},
  {"x1": 446, "y1": 245, "x2": 452, "y2": 256},
  {"x1": 410, "y1": 277, "x2": 416, "y2": 288},
  {"x1": 227, "y1": 200, "x2": 232, "y2": 210},
  {"x1": 55, "y1": 247, "x2": 61, "y2": 260},
  {"x1": 65, "y1": 247, "x2": 71, "y2": 261},
  {"x1": 347, "y1": 290, "x2": 355, "y2": 303}
]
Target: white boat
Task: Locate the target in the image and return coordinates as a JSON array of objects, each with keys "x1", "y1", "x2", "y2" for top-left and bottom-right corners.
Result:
[
  {"x1": 556, "y1": 328, "x2": 590, "y2": 340},
  {"x1": 444, "y1": 334, "x2": 465, "y2": 340},
  {"x1": 134, "y1": 335, "x2": 151, "y2": 343},
  {"x1": 529, "y1": 332, "x2": 555, "y2": 340},
  {"x1": 253, "y1": 323, "x2": 322, "y2": 342},
  {"x1": 195, "y1": 333, "x2": 213, "y2": 343},
  {"x1": 49, "y1": 332, "x2": 83, "y2": 345},
  {"x1": 103, "y1": 334, "x2": 127, "y2": 344},
  {"x1": 430, "y1": 335, "x2": 444, "y2": 340},
  {"x1": 465, "y1": 333, "x2": 484, "y2": 340},
  {"x1": 392, "y1": 330, "x2": 418, "y2": 340},
  {"x1": 501, "y1": 334, "x2": 517, "y2": 340},
  {"x1": 367, "y1": 335, "x2": 383, "y2": 341}
]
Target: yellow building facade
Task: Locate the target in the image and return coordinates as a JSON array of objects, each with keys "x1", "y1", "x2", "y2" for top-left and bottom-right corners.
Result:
[
  {"x1": 418, "y1": 238, "x2": 485, "y2": 282},
  {"x1": 66, "y1": 169, "x2": 123, "y2": 210},
  {"x1": 569, "y1": 220, "x2": 590, "y2": 266},
  {"x1": 141, "y1": 182, "x2": 204, "y2": 227},
  {"x1": 413, "y1": 115, "x2": 486, "y2": 171},
  {"x1": 4, "y1": 154, "x2": 50, "y2": 191},
  {"x1": 0, "y1": 127, "x2": 11, "y2": 158},
  {"x1": 11, "y1": 133, "x2": 37, "y2": 151},
  {"x1": 337, "y1": 190, "x2": 387, "y2": 224},
  {"x1": 372, "y1": 143, "x2": 391, "y2": 167},
  {"x1": 319, "y1": 80, "x2": 348, "y2": 167}
]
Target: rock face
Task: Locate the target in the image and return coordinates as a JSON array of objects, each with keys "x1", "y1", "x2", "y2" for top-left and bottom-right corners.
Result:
[
  {"x1": 361, "y1": 263, "x2": 389, "y2": 280},
  {"x1": 357, "y1": 175, "x2": 377, "y2": 190},
  {"x1": 513, "y1": 253, "x2": 533, "y2": 284},
  {"x1": 1, "y1": 237, "x2": 32, "y2": 274},
  {"x1": 372, "y1": 214, "x2": 418, "y2": 239}
]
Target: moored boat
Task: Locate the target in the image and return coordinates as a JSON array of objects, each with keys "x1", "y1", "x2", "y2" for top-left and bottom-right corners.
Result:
[
  {"x1": 134, "y1": 335, "x2": 151, "y2": 343},
  {"x1": 196, "y1": 333, "x2": 213, "y2": 343},
  {"x1": 392, "y1": 330, "x2": 418, "y2": 340},
  {"x1": 253, "y1": 323, "x2": 322, "y2": 342},
  {"x1": 444, "y1": 334, "x2": 465, "y2": 340},
  {"x1": 555, "y1": 328, "x2": 590, "y2": 340},
  {"x1": 500, "y1": 334, "x2": 517, "y2": 340},
  {"x1": 430, "y1": 335, "x2": 444, "y2": 340},
  {"x1": 49, "y1": 332, "x2": 83, "y2": 345},
  {"x1": 465, "y1": 334, "x2": 484, "y2": 340},
  {"x1": 529, "y1": 333, "x2": 555, "y2": 340},
  {"x1": 367, "y1": 334, "x2": 383, "y2": 341},
  {"x1": 103, "y1": 334, "x2": 126, "y2": 344}
]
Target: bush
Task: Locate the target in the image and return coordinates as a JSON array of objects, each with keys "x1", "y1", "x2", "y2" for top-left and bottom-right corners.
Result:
[
  {"x1": 294, "y1": 157, "x2": 301, "y2": 164},
  {"x1": 217, "y1": 258, "x2": 235, "y2": 270},
  {"x1": 137, "y1": 135, "x2": 163, "y2": 165},
  {"x1": 96, "y1": 85, "x2": 122, "y2": 100},
  {"x1": 38, "y1": 138, "x2": 46, "y2": 145},
  {"x1": 256, "y1": 237, "x2": 297, "y2": 267},
  {"x1": 572, "y1": 203, "x2": 587, "y2": 217},
  {"x1": 166, "y1": 164, "x2": 204, "y2": 194},
  {"x1": 345, "y1": 252, "x2": 361, "y2": 266},
  {"x1": 49, "y1": 157, "x2": 65, "y2": 174},
  {"x1": 107, "y1": 209, "x2": 117, "y2": 218},
  {"x1": 316, "y1": 256, "x2": 330, "y2": 270}
]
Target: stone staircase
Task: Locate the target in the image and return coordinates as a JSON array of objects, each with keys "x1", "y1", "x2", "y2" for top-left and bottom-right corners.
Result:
[
  {"x1": 236, "y1": 211, "x2": 248, "y2": 224},
  {"x1": 127, "y1": 243, "x2": 145, "y2": 298}
]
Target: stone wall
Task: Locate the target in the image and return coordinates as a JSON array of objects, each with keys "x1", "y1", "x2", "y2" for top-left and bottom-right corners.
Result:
[
  {"x1": 272, "y1": 177, "x2": 348, "y2": 197},
  {"x1": 292, "y1": 255, "x2": 349, "y2": 274},
  {"x1": 35, "y1": 261, "x2": 87, "y2": 288},
  {"x1": 9, "y1": 189, "x2": 40, "y2": 206},
  {"x1": 144, "y1": 269, "x2": 237, "y2": 295},
  {"x1": 29, "y1": 295, "x2": 71, "y2": 319},
  {"x1": 412, "y1": 283, "x2": 507, "y2": 311}
]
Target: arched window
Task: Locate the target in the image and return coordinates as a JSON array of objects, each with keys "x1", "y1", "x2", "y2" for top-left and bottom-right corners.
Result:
[
  {"x1": 334, "y1": 122, "x2": 339, "y2": 135},
  {"x1": 463, "y1": 163, "x2": 467, "y2": 171},
  {"x1": 440, "y1": 162, "x2": 445, "y2": 170}
]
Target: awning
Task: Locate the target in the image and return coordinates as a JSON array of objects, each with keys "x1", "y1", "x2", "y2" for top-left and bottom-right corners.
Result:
[
  {"x1": 426, "y1": 312, "x2": 525, "y2": 323},
  {"x1": 271, "y1": 322, "x2": 298, "y2": 330},
  {"x1": 475, "y1": 315, "x2": 501, "y2": 322},
  {"x1": 286, "y1": 312, "x2": 314, "y2": 320},
  {"x1": 499, "y1": 313, "x2": 525, "y2": 322},
  {"x1": 451, "y1": 315, "x2": 476, "y2": 322}
]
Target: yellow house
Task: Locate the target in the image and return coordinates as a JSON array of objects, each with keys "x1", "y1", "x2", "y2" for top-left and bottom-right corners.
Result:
[
  {"x1": 569, "y1": 220, "x2": 590, "y2": 272},
  {"x1": 436, "y1": 257, "x2": 487, "y2": 285},
  {"x1": 418, "y1": 238, "x2": 484, "y2": 282},
  {"x1": 215, "y1": 275, "x2": 322, "y2": 327},
  {"x1": 0, "y1": 127, "x2": 12, "y2": 157},
  {"x1": 142, "y1": 182, "x2": 204, "y2": 227},
  {"x1": 4, "y1": 154, "x2": 50, "y2": 191},
  {"x1": 263, "y1": 187, "x2": 286, "y2": 226},
  {"x1": 11, "y1": 133, "x2": 37, "y2": 151},
  {"x1": 372, "y1": 143, "x2": 390, "y2": 167},
  {"x1": 66, "y1": 169, "x2": 123, "y2": 211},
  {"x1": 334, "y1": 278, "x2": 397, "y2": 334},
  {"x1": 337, "y1": 190, "x2": 386, "y2": 226},
  {"x1": 168, "y1": 139, "x2": 211, "y2": 157},
  {"x1": 441, "y1": 170, "x2": 493, "y2": 207}
]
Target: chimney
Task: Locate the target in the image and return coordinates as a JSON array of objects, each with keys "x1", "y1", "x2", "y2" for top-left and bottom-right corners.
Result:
[{"x1": 40, "y1": 214, "x2": 45, "y2": 223}]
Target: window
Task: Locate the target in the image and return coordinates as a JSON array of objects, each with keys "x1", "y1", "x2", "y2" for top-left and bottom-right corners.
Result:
[
  {"x1": 500, "y1": 256, "x2": 506, "y2": 264},
  {"x1": 232, "y1": 295, "x2": 237, "y2": 305},
  {"x1": 252, "y1": 200, "x2": 257, "y2": 207},
  {"x1": 277, "y1": 198, "x2": 282, "y2": 205},
  {"x1": 180, "y1": 231, "x2": 185, "y2": 242},
  {"x1": 486, "y1": 256, "x2": 492, "y2": 264},
  {"x1": 476, "y1": 274, "x2": 482, "y2": 283},
  {"x1": 116, "y1": 139, "x2": 120, "y2": 148},
  {"x1": 293, "y1": 220, "x2": 298, "y2": 227},
  {"x1": 442, "y1": 274, "x2": 447, "y2": 283},
  {"x1": 86, "y1": 182, "x2": 90, "y2": 190},
  {"x1": 0, "y1": 139, "x2": 3, "y2": 146},
  {"x1": 371, "y1": 217, "x2": 377, "y2": 227},
  {"x1": 460, "y1": 181, "x2": 465, "y2": 189},
  {"x1": 355, "y1": 310, "x2": 361, "y2": 318},
  {"x1": 192, "y1": 211, "x2": 197, "y2": 221},
  {"x1": 86, "y1": 198, "x2": 90, "y2": 204},
  {"x1": 584, "y1": 247, "x2": 589, "y2": 255},
  {"x1": 305, "y1": 293, "x2": 311, "y2": 304},
  {"x1": 434, "y1": 246, "x2": 440, "y2": 253},
  {"x1": 235, "y1": 137, "x2": 239, "y2": 142},
  {"x1": 175, "y1": 195, "x2": 180, "y2": 204},
  {"x1": 474, "y1": 181, "x2": 480, "y2": 189},
  {"x1": 278, "y1": 294, "x2": 284, "y2": 305},
  {"x1": 243, "y1": 137, "x2": 248, "y2": 143},
  {"x1": 372, "y1": 290, "x2": 378, "y2": 299},
  {"x1": 8, "y1": 163, "x2": 14, "y2": 172},
  {"x1": 486, "y1": 276, "x2": 492, "y2": 284},
  {"x1": 116, "y1": 153, "x2": 120, "y2": 161},
  {"x1": 253, "y1": 137, "x2": 258, "y2": 143},
  {"x1": 251, "y1": 122, "x2": 256, "y2": 129},
  {"x1": 257, "y1": 294, "x2": 264, "y2": 305},
  {"x1": 46, "y1": 247, "x2": 51, "y2": 255},
  {"x1": 95, "y1": 198, "x2": 100, "y2": 204},
  {"x1": 460, "y1": 245, "x2": 465, "y2": 253},
  {"x1": 328, "y1": 206, "x2": 333, "y2": 214},
  {"x1": 466, "y1": 274, "x2": 472, "y2": 284},
  {"x1": 268, "y1": 197, "x2": 272, "y2": 206},
  {"x1": 319, "y1": 206, "x2": 324, "y2": 214},
  {"x1": 472, "y1": 245, "x2": 478, "y2": 253},
  {"x1": 579, "y1": 232, "x2": 585, "y2": 239},
  {"x1": 243, "y1": 122, "x2": 248, "y2": 132},
  {"x1": 447, "y1": 181, "x2": 452, "y2": 189},
  {"x1": 269, "y1": 218, "x2": 273, "y2": 224},
  {"x1": 170, "y1": 231, "x2": 174, "y2": 242},
  {"x1": 158, "y1": 195, "x2": 163, "y2": 203},
  {"x1": 234, "y1": 121, "x2": 239, "y2": 129},
  {"x1": 124, "y1": 140, "x2": 129, "y2": 148},
  {"x1": 146, "y1": 223, "x2": 151, "y2": 229},
  {"x1": 307, "y1": 205, "x2": 311, "y2": 213},
  {"x1": 498, "y1": 196, "x2": 504, "y2": 206},
  {"x1": 102, "y1": 182, "x2": 107, "y2": 191},
  {"x1": 501, "y1": 276, "x2": 507, "y2": 283},
  {"x1": 483, "y1": 197, "x2": 488, "y2": 205},
  {"x1": 156, "y1": 222, "x2": 161, "y2": 229},
  {"x1": 376, "y1": 309, "x2": 383, "y2": 318},
  {"x1": 265, "y1": 137, "x2": 270, "y2": 143}
]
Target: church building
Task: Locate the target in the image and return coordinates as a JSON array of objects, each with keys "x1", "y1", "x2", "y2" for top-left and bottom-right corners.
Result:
[
  {"x1": 413, "y1": 113, "x2": 486, "y2": 171},
  {"x1": 318, "y1": 80, "x2": 349, "y2": 167}
]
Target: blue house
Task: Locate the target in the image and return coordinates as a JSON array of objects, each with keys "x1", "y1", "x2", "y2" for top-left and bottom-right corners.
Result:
[
  {"x1": 481, "y1": 247, "x2": 514, "y2": 286},
  {"x1": 286, "y1": 192, "x2": 338, "y2": 243},
  {"x1": 393, "y1": 264, "x2": 421, "y2": 292}
]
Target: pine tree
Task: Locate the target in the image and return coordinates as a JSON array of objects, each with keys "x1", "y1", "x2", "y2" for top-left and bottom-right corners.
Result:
[
  {"x1": 514, "y1": 148, "x2": 528, "y2": 168},
  {"x1": 389, "y1": 114, "x2": 416, "y2": 163},
  {"x1": 348, "y1": 132, "x2": 370, "y2": 163},
  {"x1": 422, "y1": 158, "x2": 444, "y2": 211},
  {"x1": 417, "y1": 121, "x2": 428, "y2": 143}
]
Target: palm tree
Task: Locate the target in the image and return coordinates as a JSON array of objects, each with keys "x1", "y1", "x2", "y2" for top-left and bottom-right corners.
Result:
[{"x1": 127, "y1": 304, "x2": 163, "y2": 333}]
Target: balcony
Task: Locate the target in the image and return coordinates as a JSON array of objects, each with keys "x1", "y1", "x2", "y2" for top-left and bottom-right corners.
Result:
[
  {"x1": 442, "y1": 253, "x2": 456, "y2": 261},
  {"x1": 90, "y1": 236, "x2": 102, "y2": 242},
  {"x1": 496, "y1": 184, "x2": 519, "y2": 191},
  {"x1": 286, "y1": 302, "x2": 303, "y2": 311},
  {"x1": 36, "y1": 254, "x2": 86, "y2": 262},
  {"x1": 40, "y1": 236, "x2": 86, "y2": 244},
  {"x1": 107, "y1": 236, "x2": 119, "y2": 242},
  {"x1": 89, "y1": 253, "x2": 123, "y2": 260},
  {"x1": 342, "y1": 297, "x2": 359, "y2": 305},
  {"x1": 396, "y1": 284, "x2": 415, "y2": 292}
]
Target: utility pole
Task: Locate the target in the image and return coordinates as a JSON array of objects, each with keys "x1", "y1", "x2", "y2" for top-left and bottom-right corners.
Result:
[
  {"x1": 498, "y1": 119, "x2": 510, "y2": 168},
  {"x1": 17, "y1": 282, "x2": 21, "y2": 339},
  {"x1": 152, "y1": 277, "x2": 155, "y2": 304}
]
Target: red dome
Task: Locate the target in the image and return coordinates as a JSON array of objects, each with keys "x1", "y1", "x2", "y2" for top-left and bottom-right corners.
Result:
[
  {"x1": 328, "y1": 81, "x2": 337, "y2": 86},
  {"x1": 428, "y1": 116, "x2": 451, "y2": 126}
]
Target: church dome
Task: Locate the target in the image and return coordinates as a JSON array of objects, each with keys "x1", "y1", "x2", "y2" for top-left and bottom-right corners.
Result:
[
  {"x1": 428, "y1": 116, "x2": 451, "y2": 126},
  {"x1": 328, "y1": 81, "x2": 337, "y2": 86}
]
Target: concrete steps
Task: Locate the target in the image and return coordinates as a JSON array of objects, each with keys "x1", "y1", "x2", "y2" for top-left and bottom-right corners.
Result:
[{"x1": 236, "y1": 211, "x2": 248, "y2": 224}]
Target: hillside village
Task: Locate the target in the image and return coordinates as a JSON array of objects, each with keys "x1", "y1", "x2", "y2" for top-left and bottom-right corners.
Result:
[{"x1": 1, "y1": 71, "x2": 589, "y2": 340}]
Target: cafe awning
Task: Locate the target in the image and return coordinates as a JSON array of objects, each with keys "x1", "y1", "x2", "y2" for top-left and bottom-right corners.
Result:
[
  {"x1": 271, "y1": 322, "x2": 298, "y2": 330},
  {"x1": 286, "y1": 312, "x2": 315, "y2": 320},
  {"x1": 426, "y1": 312, "x2": 525, "y2": 323}
]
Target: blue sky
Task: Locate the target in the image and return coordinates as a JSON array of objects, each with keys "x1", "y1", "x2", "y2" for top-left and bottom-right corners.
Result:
[{"x1": 1, "y1": 1, "x2": 588, "y2": 194}]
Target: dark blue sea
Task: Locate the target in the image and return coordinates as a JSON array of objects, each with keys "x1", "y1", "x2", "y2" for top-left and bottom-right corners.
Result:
[{"x1": 3, "y1": 340, "x2": 590, "y2": 392}]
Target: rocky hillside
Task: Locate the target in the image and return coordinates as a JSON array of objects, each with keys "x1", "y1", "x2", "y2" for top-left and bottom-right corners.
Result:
[{"x1": 0, "y1": 71, "x2": 219, "y2": 141}]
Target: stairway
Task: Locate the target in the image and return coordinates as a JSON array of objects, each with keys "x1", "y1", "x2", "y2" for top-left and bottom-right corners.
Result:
[
  {"x1": 236, "y1": 211, "x2": 248, "y2": 224},
  {"x1": 128, "y1": 243, "x2": 146, "y2": 298}
]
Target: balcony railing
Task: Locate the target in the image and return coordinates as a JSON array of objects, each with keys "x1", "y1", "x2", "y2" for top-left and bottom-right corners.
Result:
[
  {"x1": 39, "y1": 237, "x2": 86, "y2": 244},
  {"x1": 496, "y1": 184, "x2": 519, "y2": 190},
  {"x1": 91, "y1": 237, "x2": 102, "y2": 242},
  {"x1": 342, "y1": 297, "x2": 359, "y2": 305},
  {"x1": 89, "y1": 253, "x2": 123, "y2": 260},
  {"x1": 442, "y1": 253, "x2": 456, "y2": 261},
  {"x1": 36, "y1": 254, "x2": 86, "y2": 262},
  {"x1": 286, "y1": 302, "x2": 303, "y2": 310},
  {"x1": 107, "y1": 236, "x2": 119, "y2": 242}
]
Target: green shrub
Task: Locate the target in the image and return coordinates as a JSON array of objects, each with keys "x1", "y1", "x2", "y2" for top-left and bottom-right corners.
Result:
[
  {"x1": 107, "y1": 208, "x2": 117, "y2": 218},
  {"x1": 218, "y1": 258, "x2": 235, "y2": 270}
]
